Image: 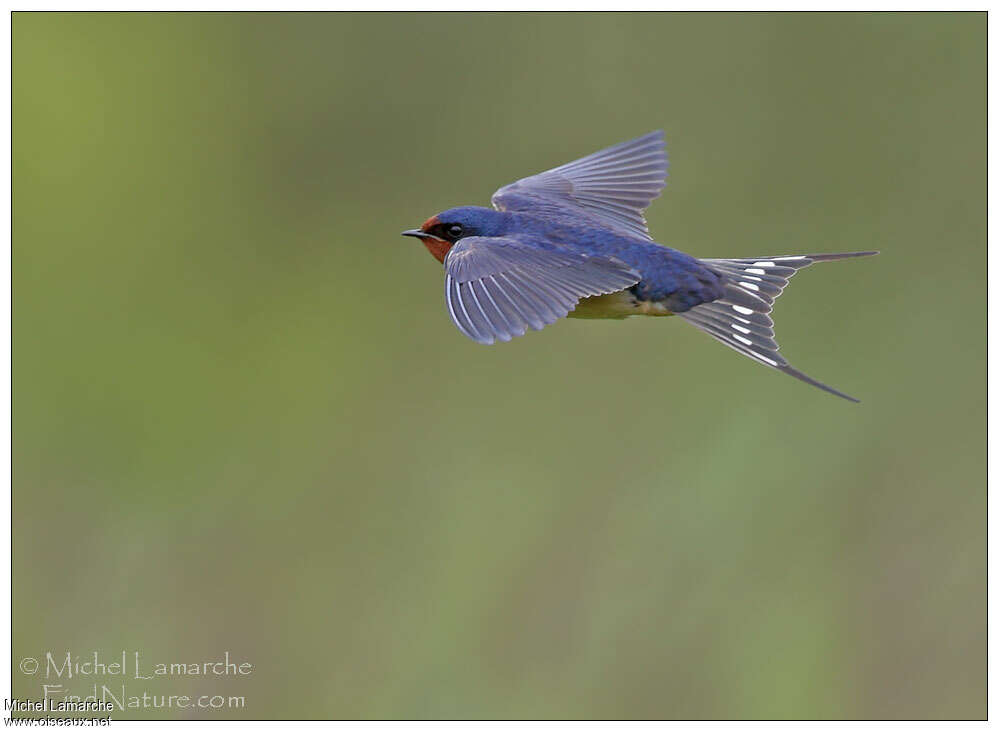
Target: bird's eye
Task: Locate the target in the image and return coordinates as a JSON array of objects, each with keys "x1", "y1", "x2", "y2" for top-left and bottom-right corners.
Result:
[{"x1": 447, "y1": 224, "x2": 464, "y2": 239}]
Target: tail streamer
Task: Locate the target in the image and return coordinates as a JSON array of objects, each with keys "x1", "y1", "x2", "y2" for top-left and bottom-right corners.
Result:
[{"x1": 680, "y1": 252, "x2": 878, "y2": 402}]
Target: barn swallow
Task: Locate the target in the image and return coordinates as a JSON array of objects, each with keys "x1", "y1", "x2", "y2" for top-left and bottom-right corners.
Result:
[{"x1": 402, "y1": 131, "x2": 877, "y2": 401}]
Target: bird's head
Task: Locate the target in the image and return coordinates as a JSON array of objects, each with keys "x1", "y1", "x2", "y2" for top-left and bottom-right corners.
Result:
[{"x1": 401, "y1": 206, "x2": 506, "y2": 263}]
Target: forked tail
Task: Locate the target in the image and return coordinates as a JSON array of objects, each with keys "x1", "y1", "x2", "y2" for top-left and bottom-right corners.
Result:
[{"x1": 680, "y1": 251, "x2": 878, "y2": 402}]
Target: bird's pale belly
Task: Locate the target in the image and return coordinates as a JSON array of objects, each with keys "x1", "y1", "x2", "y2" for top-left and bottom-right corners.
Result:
[{"x1": 568, "y1": 289, "x2": 674, "y2": 319}]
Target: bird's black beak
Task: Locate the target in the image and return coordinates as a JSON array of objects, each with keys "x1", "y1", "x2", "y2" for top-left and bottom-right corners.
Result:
[{"x1": 402, "y1": 228, "x2": 446, "y2": 242}]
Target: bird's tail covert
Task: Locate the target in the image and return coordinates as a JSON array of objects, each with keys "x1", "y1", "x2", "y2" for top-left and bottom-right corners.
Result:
[{"x1": 680, "y1": 251, "x2": 878, "y2": 402}]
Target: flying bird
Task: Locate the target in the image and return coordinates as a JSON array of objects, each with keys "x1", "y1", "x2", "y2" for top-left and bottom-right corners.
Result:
[{"x1": 402, "y1": 131, "x2": 876, "y2": 401}]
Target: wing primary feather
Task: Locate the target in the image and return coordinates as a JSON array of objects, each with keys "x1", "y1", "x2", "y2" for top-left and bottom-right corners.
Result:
[
  {"x1": 484, "y1": 276, "x2": 530, "y2": 334},
  {"x1": 560, "y1": 157, "x2": 665, "y2": 177},
  {"x1": 465, "y1": 280, "x2": 507, "y2": 342},
  {"x1": 445, "y1": 275, "x2": 478, "y2": 342},
  {"x1": 461, "y1": 282, "x2": 497, "y2": 343},
  {"x1": 494, "y1": 273, "x2": 547, "y2": 330},
  {"x1": 453, "y1": 279, "x2": 489, "y2": 344},
  {"x1": 476, "y1": 278, "x2": 521, "y2": 338}
]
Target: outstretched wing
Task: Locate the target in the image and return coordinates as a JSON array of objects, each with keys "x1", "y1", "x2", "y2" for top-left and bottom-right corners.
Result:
[
  {"x1": 443, "y1": 237, "x2": 640, "y2": 344},
  {"x1": 491, "y1": 131, "x2": 668, "y2": 241}
]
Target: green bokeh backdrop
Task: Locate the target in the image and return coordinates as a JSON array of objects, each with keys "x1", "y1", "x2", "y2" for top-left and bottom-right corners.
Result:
[{"x1": 13, "y1": 12, "x2": 985, "y2": 719}]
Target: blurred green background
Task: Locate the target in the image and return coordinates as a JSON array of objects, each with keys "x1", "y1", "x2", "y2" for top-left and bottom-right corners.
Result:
[{"x1": 13, "y1": 12, "x2": 985, "y2": 720}]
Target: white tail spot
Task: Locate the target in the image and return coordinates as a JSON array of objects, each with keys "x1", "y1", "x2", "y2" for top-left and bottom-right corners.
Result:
[
  {"x1": 751, "y1": 350, "x2": 779, "y2": 366},
  {"x1": 732, "y1": 305, "x2": 754, "y2": 315},
  {"x1": 738, "y1": 281, "x2": 760, "y2": 291}
]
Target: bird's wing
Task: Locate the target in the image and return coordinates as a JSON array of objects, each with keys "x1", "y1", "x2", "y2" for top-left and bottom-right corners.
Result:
[
  {"x1": 491, "y1": 131, "x2": 668, "y2": 241},
  {"x1": 443, "y1": 236, "x2": 640, "y2": 344}
]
